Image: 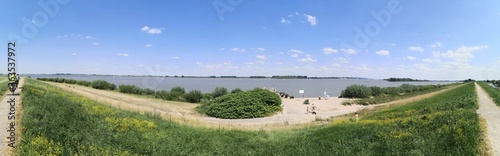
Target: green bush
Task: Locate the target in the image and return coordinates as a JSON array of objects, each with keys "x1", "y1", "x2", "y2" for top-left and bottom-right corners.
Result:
[
  {"x1": 154, "y1": 90, "x2": 170, "y2": 100},
  {"x1": 370, "y1": 86, "x2": 382, "y2": 96},
  {"x1": 169, "y1": 86, "x2": 185, "y2": 101},
  {"x1": 76, "y1": 80, "x2": 92, "y2": 86},
  {"x1": 381, "y1": 87, "x2": 401, "y2": 95},
  {"x1": 184, "y1": 90, "x2": 203, "y2": 103},
  {"x1": 303, "y1": 99, "x2": 310, "y2": 104},
  {"x1": 341, "y1": 85, "x2": 372, "y2": 98},
  {"x1": 231, "y1": 88, "x2": 242, "y2": 94},
  {"x1": 200, "y1": 88, "x2": 282, "y2": 119},
  {"x1": 118, "y1": 84, "x2": 143, "y2": 94},
  {"x1": 212, "y1": 87, "x2": 228, "y2": 98},
  {"x1": 400, "y1": 83, "x2": 418, "y2": 93},
  {"x1": 91, "y1": 80, "x2": 116, "y2": 90}
]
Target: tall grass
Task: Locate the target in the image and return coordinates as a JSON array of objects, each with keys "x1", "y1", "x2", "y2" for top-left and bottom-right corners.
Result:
[
  {"x1": 478, "y1": 82, "x2": 500, "y2": 106},
  {"x1": 18, "y1": 79, "x2": 481, "y2": 155}
]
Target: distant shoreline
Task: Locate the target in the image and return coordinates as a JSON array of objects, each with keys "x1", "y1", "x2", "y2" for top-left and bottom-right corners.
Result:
[{"x1": 9, "y1": 73, "x2": 463, "y2": 82}]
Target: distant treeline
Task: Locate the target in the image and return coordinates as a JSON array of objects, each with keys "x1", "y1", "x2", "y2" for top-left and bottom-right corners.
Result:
[{"x1": 384, "y1": 77, "x2": 429, "y2": 82}]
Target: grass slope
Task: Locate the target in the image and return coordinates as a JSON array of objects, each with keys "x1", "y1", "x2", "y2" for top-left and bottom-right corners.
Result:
[
  {"x1": 18, "y1": 79, "x2": 481, "y2": 155},
  {"x1": 478, "y1": 82, "x2": 500, "y2": 106}
]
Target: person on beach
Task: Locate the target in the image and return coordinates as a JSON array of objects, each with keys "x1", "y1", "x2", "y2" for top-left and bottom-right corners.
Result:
[
  {"x1": 355, "y1": 112, "x2": 359, "y2": 121},
  {"x1": 306, "y1": 107, "x2": 309, "y2": 114},
  {"x1": 311, "y1": 104, "x2": 316, "y2": 115}
]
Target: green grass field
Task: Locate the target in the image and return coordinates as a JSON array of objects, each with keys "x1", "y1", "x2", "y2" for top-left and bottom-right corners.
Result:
[
  {"x1": 0, "y1": 77, "x2": 8, "y2": 95},
  {"x1": 478, "y1": 82, "x2": 500, "y2": 106},
  {"x1": 17, "y1": 79, "x2": 482, "y2": 155}
]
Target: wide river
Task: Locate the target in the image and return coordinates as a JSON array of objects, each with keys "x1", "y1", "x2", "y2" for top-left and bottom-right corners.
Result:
[{"x1": 29, "y1": 75, "x2": 459, "y2": 97}]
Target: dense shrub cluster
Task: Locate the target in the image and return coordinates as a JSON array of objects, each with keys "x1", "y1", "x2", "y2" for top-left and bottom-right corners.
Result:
[
  {"x1": 198, "y1": 88, "x2": 282, "y2": 119},
  {"x1": 91, "y1": 80, "x2": 116, "y2": 90},
  {"x1": 37, "y1": 77, "x2": 281, "y2": 107},
  {"x1": 38, "y1": 78, "x2": 94, "y2": 87},
  {"x1": 341, "y1": 83, "x2": 446, "y2": 98},
  {"x1": 341, "y1": 85, "x2": 372, "y2": 98}
]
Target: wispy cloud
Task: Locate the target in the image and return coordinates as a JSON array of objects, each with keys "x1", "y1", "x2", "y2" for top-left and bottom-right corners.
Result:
[
  {"x1": 322, "y1": 47, "x2": 338, "y2": 55},
  {"x1": 93, "y1": 42, "x2": 99, "y2": 46},
  {"x1": 289, "y1": 49, "x2": 303, "y2": 53},
  {"x1": 141, "y1": 26, "x2": 164, "y2": 34},
  {"x1": 303, "y1": 14, "x2": 317, "y2": 26},
  {"x1": 171, "y1": 56, "x2": 180, "y2": 60},
  {"x1": 117, "y1": 53, "x2": 129, "y2": 57},
  {"x1": 280, "y1": 18, "x2": 290, "y2": 24},
  {"x1": 430, "y1": 42, "x2": 443, "y2": 48},
  {"x1": 256, "y1": 55, "x2": 268, "y2": 60},
  {"x1": 291, "y1": 54, "x2": 299, "y2": 58},
  {"x1": 408, "y1": 46, "x2": 424, "y2": 52},
  {"x1": 85, "y1": 36, "x2": 96, "y2": 39},
  {"x1": 298, "y1": 54, "x2": 316, "y2": 62},
  {"x1": 375, "y1": 50, "x2": 390, "y2": 56},
  {"x1": 72, "y1": 53, "x2": 77, "y2": 56},
  {"x1": 405, "y1": 56, "x2": 416, "y2": 60},
  {"x1": 219, "y1": 48, "x2": 225, "y2": 51},
  {"x1": 231, "y1": 48, "x2": 245, "y2": 52},
  {"x1": 440, "y1": 45, "x2": 488, "y2": 62},
  {"x1": 257, "y1": 48, "x2": 265, "y2": 51},
  {"x1": 145, "y1": 44, "x2": 152, "y2": 47},
  {"x1": 336, "y1": 57, "x2": 349, "y2": 63},
  {"x1": 341, "y1": 48, "x2": 357, "y2": 55}
]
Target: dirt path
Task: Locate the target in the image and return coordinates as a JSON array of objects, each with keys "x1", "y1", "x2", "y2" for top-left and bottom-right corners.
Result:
[
  {"x1": 475, "y1": 83, "x2": 500, "y2": 155},
  {"x1": 45, "y1": 81, "x2": 459, "y2": 130},
  {"x1": 0, "y1": 78, "x2": 24, "y2": 154}
]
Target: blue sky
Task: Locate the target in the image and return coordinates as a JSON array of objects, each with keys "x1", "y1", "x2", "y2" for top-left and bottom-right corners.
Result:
[{"x1": 1, "y1": 0, "x2": 499, "y2": 80}]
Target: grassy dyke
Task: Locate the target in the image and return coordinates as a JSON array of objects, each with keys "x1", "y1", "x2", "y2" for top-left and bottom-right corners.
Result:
[
  {"x1": 0, "y1": 77, "x2": 9, "y2": 95},
  {"x1": 18, "y1": 79, "x2": 481, "y2": 155},
  {"x1": 343, "y1": 83, "x2": 460, "y2": 105},
  {"x1": 478, "y1": 82, "x2": 500, "y2": 106}
]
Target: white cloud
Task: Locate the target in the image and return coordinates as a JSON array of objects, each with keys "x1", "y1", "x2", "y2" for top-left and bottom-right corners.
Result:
[
  {"x1": 289, "y1": 49, "x2": 303, "y2": 53},
  {"x1": 231, "y1": 48, "x2": 245, "y2": 52},
  {"x1": 117, "y1": 53, "x2": 129, "y2": 57},
  {"x1": 408, "y1": 46, "x2": 424, "y2": 52},
  {"x1": 298, "y1": 56, "x2": 317, "y2": 62},
  {"x1": 280, "y1": 18, "x2": 290, "y2": 24},
  {"x1": 72, "y1": 53, "x2": 77, "y2": 56},
  {"x1": 303, "y1": 14, "x2": 317, "y2": 26},
  {"x1": 375, "y1": 50, "x2": 390, "y2": 56},
  {"x1": 257, "y1": 48, "x2": 265, "y2": 51},
  {"x1": 422, "y1": 58, "x2": 432, "y2": 63},
  {"x1": 171, "y1": 56, "x2": 180, "y2": 60},
  {"x1": 245, "y1": 62, "x2": 254, "y2": 65},
  {"x1": 93, "y1": 42, "x2": 99, "y2": 46},
  {"x1": 336, "y1": 57, "x2": 349, "y2": 63},
  {"x1": 276, "y1": 62, "x2": 283, "y2": 65},
  {"x1": 332, "y1": 63, "x2": 341, "y2": 68},
  {"x1": 405, "y1": 56, "x2": 417, "y2": 60},
  {"x1": 322, "y1": 47, "x2": 338, "y2": 55},
  {"x1": 432, "y1": 51, "x2": 441, "y2": 58},
  {"x1": 145, "y1": 44, "x2": 152, "y2": 47},
  {"x1": 256, "y1": 55, "x2": 268, "y2": 60},
  {"x1": 141, "y1": 26, "x2": 164, "y2": 34},
  {"x1": 440, "y1": 45, "x2": 488, "y2": 62},
  {"x1": 391, "y1": 43, "x2": 396, "y2": 46},
  {"x1": 291, "y1": 54, "x2": 299, "y2": 58},
  {"x1": 219, "y1": 48, "x2": 225, "y2": 51},
  {"x1": 341, "y1": 48, "x2": 357, "y2": 55},
  {"x1": 85, "y1": 36, "x2": 96, "y2": 39},
  {"x1": 430, "y1": 42, "x2": 443, "y2": 48},
  {"x1": 138, "y1": 64, "x2": 144, "y2": 67}
]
